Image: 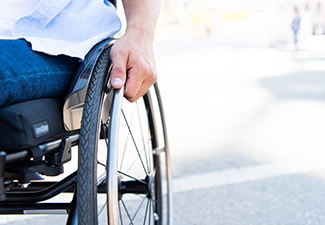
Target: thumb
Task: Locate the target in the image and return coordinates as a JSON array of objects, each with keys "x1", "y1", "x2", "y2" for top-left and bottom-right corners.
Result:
[{"x1": 110, "y1": 53, "x2": 128, "y2": 89}]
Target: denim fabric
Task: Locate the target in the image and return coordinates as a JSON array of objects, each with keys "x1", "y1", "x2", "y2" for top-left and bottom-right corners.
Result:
[{"x1": 0, "y1": 39, "x2": 80, "y2": 108}]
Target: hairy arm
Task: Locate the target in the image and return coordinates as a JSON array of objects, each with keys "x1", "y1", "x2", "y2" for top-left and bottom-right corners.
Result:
[{"x1": 110, "y1": 0, "x2": 161, "y2": 102}]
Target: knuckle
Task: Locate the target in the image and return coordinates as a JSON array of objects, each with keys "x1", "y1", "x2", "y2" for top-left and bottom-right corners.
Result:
[
  {"x1": 147, "y1": 71, "x2": 157, "y2": 84},
  {"x1": 151, "y1": 72, "x2": 158, "y2": 82},
  {"x1": 111, "y1": 44, "x2": 127, "y2": 56},
  {"x1": 111, "y1": 66, "x2": 125, "y2": 75},
  {"x1": 144, "y1": 64, "x2": 152, "y2": 75},
  {"x1": 125, "y1": 91, "x2": 137, "y2": 102},
  {"x1": 128, "y1": 98, "x2": 136, "y2": 103},
  {"x1": 142, "y1": 65, "x2": 157, "y2": 81},
  {"x1": 126, "y1": 95, "x2": 137, "y2": 103}
]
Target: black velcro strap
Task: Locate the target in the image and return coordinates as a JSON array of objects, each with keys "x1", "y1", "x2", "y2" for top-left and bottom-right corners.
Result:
[{"x1": 30, "y1": 146, "x2": 43, "y2": 162}]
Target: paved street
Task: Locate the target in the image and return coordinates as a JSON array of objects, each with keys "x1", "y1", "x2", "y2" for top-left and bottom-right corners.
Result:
[
  {"x1": 2, "y1": 36, "x2": 325, "y2": 224},
  {"x1": 155, "y1": 36, "x2": 325, "y2": 225}
]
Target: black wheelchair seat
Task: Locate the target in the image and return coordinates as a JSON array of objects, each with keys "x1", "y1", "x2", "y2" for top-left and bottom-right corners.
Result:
[{"x1": 0, "y1": 98, "x2": 73, "y2": 151}]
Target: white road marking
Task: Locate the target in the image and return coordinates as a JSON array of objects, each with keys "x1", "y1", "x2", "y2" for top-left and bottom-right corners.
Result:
[{"x1": 173, "y1": 158, "x2": 325, "y2": 193}]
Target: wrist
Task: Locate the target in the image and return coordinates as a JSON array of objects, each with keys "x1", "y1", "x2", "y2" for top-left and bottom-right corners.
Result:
[{"x1": 124, "y1": 26, "x2": 155, "y2": 44}]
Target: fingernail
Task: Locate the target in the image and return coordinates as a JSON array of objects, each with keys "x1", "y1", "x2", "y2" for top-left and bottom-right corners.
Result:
[{"x1": 111, "y1": 77, "x2": 123, "y2": 87}]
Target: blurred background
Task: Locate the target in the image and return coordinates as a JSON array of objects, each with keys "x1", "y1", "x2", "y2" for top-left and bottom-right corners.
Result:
[
  {"x1": 153, "y1": 0, "x2": 325, "y2": 224},
  {"x1": 155, "y1": 0, "x2": 325, "y2": 47}
]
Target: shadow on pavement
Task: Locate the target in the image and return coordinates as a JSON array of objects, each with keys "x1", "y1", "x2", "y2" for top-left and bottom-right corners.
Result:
[{"x1": 259, "y1": 70, "x2": 325, "y2": 101}]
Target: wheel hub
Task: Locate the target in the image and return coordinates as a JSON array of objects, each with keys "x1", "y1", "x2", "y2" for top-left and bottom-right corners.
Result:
[{"x1": 118, "y1": 174, "x2": 154, "y2": 200}]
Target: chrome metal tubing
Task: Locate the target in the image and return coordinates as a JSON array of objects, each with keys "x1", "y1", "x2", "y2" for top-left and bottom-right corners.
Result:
[
  {"x1": 5, "y1": 134, "x2": 79, "y2": 164},
  {"x1": 2, "y1": 171, "x2": 77, "y2": 203}
]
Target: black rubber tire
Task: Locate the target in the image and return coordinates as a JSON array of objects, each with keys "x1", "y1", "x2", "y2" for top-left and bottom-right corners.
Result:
[{"x1": 77, "y1": 46, "x2": 113, "y2": 225}]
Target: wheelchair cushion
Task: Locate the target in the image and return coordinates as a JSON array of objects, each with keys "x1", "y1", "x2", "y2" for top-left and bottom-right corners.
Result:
[{"x1": 0, "y1": 98, "x2": 76, "y2": 151}]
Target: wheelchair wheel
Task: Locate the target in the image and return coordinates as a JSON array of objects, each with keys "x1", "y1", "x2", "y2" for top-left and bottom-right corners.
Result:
[{"x1": 77, "y1": 47, "x2": 172, "y2": 225}]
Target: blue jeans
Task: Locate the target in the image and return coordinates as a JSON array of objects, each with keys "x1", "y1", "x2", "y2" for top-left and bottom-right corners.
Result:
[{"x1": 0, "y1": 39, "x2": 80, "y2": 108}]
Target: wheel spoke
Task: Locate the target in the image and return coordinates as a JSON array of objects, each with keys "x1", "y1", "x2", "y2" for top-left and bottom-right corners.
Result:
[
  {"x1": 97, "y1": 171, "x2": 107, "y2": 186},
  {"x1": 147, "y1": 128, "x2": 153, "y2": 175},
  {"x1": 143, "y1": 198, "x2": 150, "y2": 225},
  {"x1": 118, "y1": 170, "x2": 147, "y2": 185},
  {"x1": 98, "y1": 160, "x2": 107, "y2": 168},
  {"x1": 125, "y1": 140, "x2": 150, "y2": 176},
  {"x1": 136, "y1": 102, "x2": 150, "y2": 173},
  {"x1": 123, "y1": 136, "x2": 153, "y2": 175},
  {"x1": 121, "y1": 199, "x2": 134, "y2": 225},
  {"x1": 98, "y1": 201, "x2": 108, "y2": 216},
  {"x1": 149, "y1": 199, "x2": 153, "y2": 225},
  {"x1": 130, "y1": 193, "x2": 149, "y2": 224},
  {"x1": 119, "y1": 201, "x2": 124, "y2": 225},
  {"x1": 120, "y1": 104, "x2": 136, "y2": 171},
  {"x1": 122, "y1": 109, "x2": 148, "y2": 175}
]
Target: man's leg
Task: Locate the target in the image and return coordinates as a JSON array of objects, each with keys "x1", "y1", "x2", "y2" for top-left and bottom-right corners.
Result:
[{"x1": 0, "y1": 39, "x2": 80, "y2": 108}]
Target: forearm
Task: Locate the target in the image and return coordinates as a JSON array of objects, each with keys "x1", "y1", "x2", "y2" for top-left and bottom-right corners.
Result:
[{"x1": 121, "y1": 0, "x2": 161, "y2": 42}]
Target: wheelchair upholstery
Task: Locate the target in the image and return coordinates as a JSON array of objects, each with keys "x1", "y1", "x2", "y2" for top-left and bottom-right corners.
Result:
[{"x1": 0, "y1": 98, "x2": 72, "y2": 150}]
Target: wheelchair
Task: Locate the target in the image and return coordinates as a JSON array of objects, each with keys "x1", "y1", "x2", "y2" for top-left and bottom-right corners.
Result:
[{"x1": 0, "y1": 37, "x2": 172, "y2": 225}]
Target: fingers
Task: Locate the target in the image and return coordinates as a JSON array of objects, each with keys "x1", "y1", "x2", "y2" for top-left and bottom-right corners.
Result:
[
  {"x1": 124, "y1": 66, "x2": 157, "y2": 102},
  {"x1": 109, "y1": 38, "x2": 157, "y2": 102},
  {"x1": 110, "y1": 49, "x2": 128, "y2": 89},
  {"x1": 123, "y1": 68, "x2": 142, "y2": 101}
]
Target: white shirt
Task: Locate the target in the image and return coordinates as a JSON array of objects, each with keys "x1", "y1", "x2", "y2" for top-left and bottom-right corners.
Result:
[
  {"x1": 0, "y1": 0, "x2": 121, "y2": 59},
  {"x1": 0, "y1": 0, "x2": 41, "y2": 39}
]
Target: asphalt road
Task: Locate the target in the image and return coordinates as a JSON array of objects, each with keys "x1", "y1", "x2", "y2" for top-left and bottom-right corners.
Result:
[
  {"x1": 156, "y1": 36, "x2": 325, "y2": 225},
  {"x1": 2, "y1": 36, "x2": 325, "y2": 225}
]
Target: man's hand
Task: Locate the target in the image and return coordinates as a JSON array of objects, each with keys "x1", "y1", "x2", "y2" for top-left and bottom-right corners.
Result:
[
  {"x1": 109, "y1": 0, "x2": 160, "y2": 102},
  {"x1": 110, "y1": 30, "x2": 157, "y2": 102}
]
